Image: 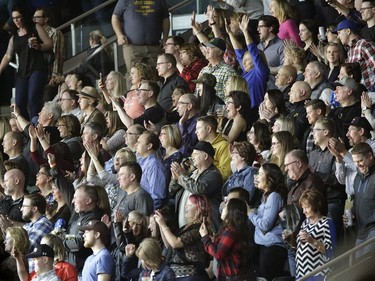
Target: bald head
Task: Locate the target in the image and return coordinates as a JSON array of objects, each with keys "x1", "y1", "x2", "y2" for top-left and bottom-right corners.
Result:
[
  {"x1": 276, "y1": 65, "x2": 297, "y2": 87},
  {"x1": 4, "y1": 169, "x2": 25, "y2": 198},
  {"x1": 289, "y1": 81, "x2": 312, "y2": 103}
]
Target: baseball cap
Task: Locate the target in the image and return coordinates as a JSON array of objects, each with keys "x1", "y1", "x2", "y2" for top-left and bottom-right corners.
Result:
[
  {"x1": 332, "y1": 19, "x2": 361, "y2": 34},
  {"x1": 26, "y1": 244, "x2": 54, "y2": 259},
  {"x1": 346, "y1": 117, "x2": 373, "y2": 132},
  {"x1": 192, "y1": 73, "x2": 217, "y2": 88},
  {"x1": 78, "y1": 86, "x2": 99, "y2": 100},
  {"x1": 79, "y1": 220, "x2": 111, "y2": 246},
  {"x1": 333, "y1": 77, "x2": 359, "y2": 92},
  {"x1": 193, "y1": 141, "x2": 215, "y2": 158},
  {"x1": 203, "y1": 38, "x2": 226, "y2": 52}
]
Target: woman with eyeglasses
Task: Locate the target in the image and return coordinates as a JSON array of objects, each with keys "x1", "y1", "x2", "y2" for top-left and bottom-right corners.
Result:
[
  {"x1": 0, "y1": 5, "x2": 53, "y2": 120},
  {"x1": 269, "y1": 131, "x2": 295, "y2": 172},
  {"x1": 35, "y1": 164, "x2": 57, "y2": 218},
  {"x1": 222, "y1": 91, "x2": 252, "y2": 143}
]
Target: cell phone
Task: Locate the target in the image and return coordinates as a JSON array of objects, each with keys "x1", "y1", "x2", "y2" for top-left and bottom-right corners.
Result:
[{"x1": 99, "y1": 72, "x2": 103, "y2": 83}]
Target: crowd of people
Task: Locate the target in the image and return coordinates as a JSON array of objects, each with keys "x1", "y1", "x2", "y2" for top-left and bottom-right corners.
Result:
[{"x1": 0, "y1": 0, "x2": 375, "y2": 281}]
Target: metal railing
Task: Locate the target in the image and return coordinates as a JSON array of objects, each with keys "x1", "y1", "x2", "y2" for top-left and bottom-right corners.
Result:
[
  {"x1": 61, "y1": 0, "x2": 196, "y2": 74},
  {"x1": 57, "y1": 0, "x2": 195, "y2": 57},
  {"x1": 299, "y1": 235, "x2": 375, "y2": 280}
]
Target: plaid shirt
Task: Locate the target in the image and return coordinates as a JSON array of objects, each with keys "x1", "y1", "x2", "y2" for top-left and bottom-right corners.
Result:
[
  {"x1": 202, "y1": 226, "x2": 243, "y2": 279},
  {"x1": 23, "y1": 215, "x2": 53, "y2": 250},
  {"x1": 199, "y1": 60, "x2": 237, "y2": 100},
  {"x1": 180, "y1": 58, "x2": 207, "y2": 92},
  {"x1": 346, "y1": 39, "x2": 375, "y2": 90},
  {"x1": 45, "y1": 25, "x2": 64, "y2": 75}
]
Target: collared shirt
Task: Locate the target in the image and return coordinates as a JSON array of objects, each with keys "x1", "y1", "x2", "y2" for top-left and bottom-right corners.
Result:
[
  {"x1": 335, "y1": 138, "x2": 375, "y2": 195},
  {"x1": 202, "y1": 226, "x2": 247, "y2": 279},
  {"x1": 180, "y1": 58, "x2": 207, "y2": 92},
  {"x1": 23, "y1": 215, "x2": 53, "y2": 250},
  {"x1": 199, "y1": 60, "x2": 237, "y2": 100},
  {"x1": 257, "y1": 36, "x2": 284, "y2": 68},
  {"x1": 32, "y1": 269, "x2": 60, "y2": 281},
  {"x1": 45, "y1": 25, "x2": 64, "y2": 75},
  {"x1": 138, "y1": 153, "x2": 167, "y2": 209},
  {"x1": 346, "y1": 39, "x2": 375, "y2": 90},
  {"x1": 178, "y1": 114, "x2": 198, "y2": 157},
  {"x1": 62, "y1": 106, "x2": 82, "y2": 120}
]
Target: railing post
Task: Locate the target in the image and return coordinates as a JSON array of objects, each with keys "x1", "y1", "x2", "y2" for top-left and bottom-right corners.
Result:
[
  {"x1": 113, "y1": 42, "x2": 118, "y2": 72},
  {"x1": 71, "y1": 23, "x2": 76, "y2": 56}
]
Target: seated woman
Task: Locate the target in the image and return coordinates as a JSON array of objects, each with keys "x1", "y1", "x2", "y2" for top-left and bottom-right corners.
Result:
[
  {"x1": 284, "y1": 45, "x2": 306, "y2": 81},
  {"x1": 200, "y1": 198, "x2": 256, "y2": 281},
  {"x1": 224, "y1": 76, "x2": 248, "y2": 103},
  {"x1": 154, "y1": 194, "x2": 211, "y2": 281},
  {"x1": 269, "y1": 131, "x2": 295, "y2": 172},
  {"x1": 296, "y1": 189, "x2": 336, "y2": 281},
  {"x1": 247, "y1": 120, "x2": 272, "y2": 165},
  {"x1": 250, "y1": 163, "x2": 287, "y2": 281},
  {"x1": 101, "y1": 110, "x2": 126, "y2": 157},
  {"x1": 98, "y1": 70, "x2": 126, "y2": 108},
  {"x1": 222, "y1": 142, "x2": 259, "y2": 207},
  {"x1": 124, "y1": 238, "x2": 176, "y2": 281},
  {"x1": 226, "y1": 14, "x2": 270, "y2": 117},
  {"x1": 195, "y1": 73, "x2": 225, "y2": 116},
  {"x1": 222, "y1": 91, "x2": 252, "y2": 143},
  {"x1": 35, "y1": 164, "x2": 57, "y2": 218},
  {"x1": 48, "y1": 178, "x2": 73, "y2": 225},
  {"x1": 258, "y1": 89, "x2": 287, "y2": 127}
]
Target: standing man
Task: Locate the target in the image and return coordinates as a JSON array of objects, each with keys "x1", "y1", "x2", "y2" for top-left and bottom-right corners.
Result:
[
  {"x1": 22, "y1": 194, "x2": 53, "y2": 251},
  {"x1": 195, "y1": 115, "x2": 231, "y2": 180},
  {"x1": 33, "y1": 8, "x2": 64, "y2": 76},
  {"x1": 199, "y1": 38, "x2": 237, "y2": 100},
  {"x1": 112, "y1": 0, "x2": 170, "y2": 90},
  {"x1": 257, "y1": 15, "x2": 284, "y2": 76},
  {"x1": 302, "y1": 99, "x2": 326, "y2": 154},
  {"x1": 81, "y1": 220, "x2": 114, "y2": 281},
  {"x1": 360, "y1": 0, "x2": 375, "y2": 42},
  {"x1": 156, "y1": 53, "x2": 188, "y2": 112},
  {"x1": 350, "y1": 142, "x2": 375, "y2": 258},
  {"x1": 334, "y1": 18, "x2": 375, "y2": 90},
  {"x1": 115, "y1": 162, "x2": 154, "y2": 217},
  {"x1": 136, "y1": 131, "x2": 167, "y2": 209},
  {"x1": 24, "y1": 244, "x2": 60, "y2": 281}
]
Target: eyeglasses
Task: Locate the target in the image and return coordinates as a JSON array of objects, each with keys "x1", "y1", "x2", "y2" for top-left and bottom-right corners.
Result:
[
  {"x1": 360, "y1": 6, "x2": 374, "y2": 11},
  {"x1": 257, "y1": 25, "x2": 268, "y2": 28},
  {"x1": 33, "y1": 16, "x2": 45, "y2": 19},
  {"x1": 137, "y1": 88, "x2": 152, "y2": 92},
  {"x1": 21, "y1": 205, "x2": 33, "y2": 208},
  {"x1": 285, "y1": 160, "x2": 298, "y2": 167},
  {"x1": 156, "y1": 62, "x2": 170, "y2": 65},
  {"x1": 313, "y1": 128, "x2": 325, "y2": 132}
]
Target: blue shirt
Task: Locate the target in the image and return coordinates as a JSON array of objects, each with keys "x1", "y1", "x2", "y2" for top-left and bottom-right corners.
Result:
[
  {"x1": 82, "y1": 247, "x2": 114, "y2": 281},
  {"x1": 138, "y1": 153, "x2": 167, "y2": 209},
  {"x1": 249, "y1": 192, "x2": 285, "y2": 247},
  {"x1": 235, "y1": 43, "x2": 270, "y2": 108}
]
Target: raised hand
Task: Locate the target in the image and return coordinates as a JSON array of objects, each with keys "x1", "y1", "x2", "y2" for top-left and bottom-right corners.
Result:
[{"x1": 239, "y1": 14, "x2": 250, "y2": 32}]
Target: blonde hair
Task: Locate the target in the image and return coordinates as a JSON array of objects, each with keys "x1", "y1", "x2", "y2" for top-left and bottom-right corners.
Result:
[
  {"x1": 225, "y1": 76, "x2": 249, "y2": 97},
  {"x1": 284, "y1": 45, "x2": 306, "y2": 72},
  {"x1": 0, "y1": 116, "x2": 11, "y2": 141},
  {"x1": 6, "y1": 226, "x2": 29, "y2": 254},
  {"x1": 270, "y1": 131, "x2": 295, "y2": 171},
  {"x1": 115, "y1": 147, "x2": 136, "y2": 164},
  {"x1": 136, "y1": 238, "x2": 163, "y2": 270},
  {"x1": 42, "y1": 234, "x2": 67, "y2": 262},
  {"x1": 107, "y1": 71, "x2": 126, "y2": 99},
  {"x1": 272, "y1": 0, "x2": 297, "y2": 22}
]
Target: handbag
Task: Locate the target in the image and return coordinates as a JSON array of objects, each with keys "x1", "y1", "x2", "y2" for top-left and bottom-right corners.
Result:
[{"x1": 43, "y1": 50, "x2": 55, "y2": 65}]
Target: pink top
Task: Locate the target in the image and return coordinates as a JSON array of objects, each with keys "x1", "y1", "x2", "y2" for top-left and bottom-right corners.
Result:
[
  {"x1": 278, "y1": 19, "x2": 303, "y2": 47},
  {"x1": 121, "y1": 90, "x2": 145, "y2": 119}
]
